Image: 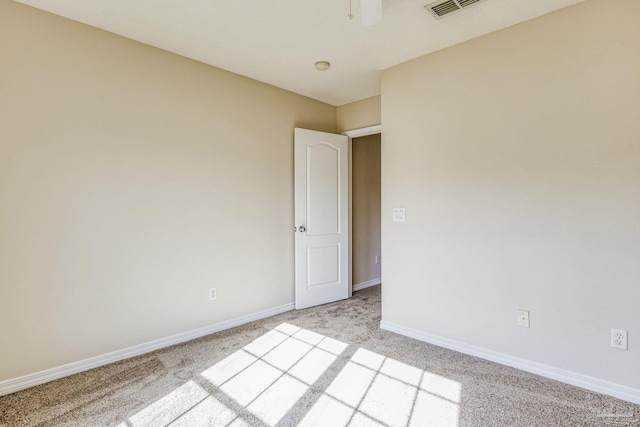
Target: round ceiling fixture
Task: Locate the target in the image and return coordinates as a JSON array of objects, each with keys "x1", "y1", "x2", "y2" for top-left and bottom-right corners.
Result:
[{"x1": 314, "y1": 61, "x2": 331, "y2": 71}]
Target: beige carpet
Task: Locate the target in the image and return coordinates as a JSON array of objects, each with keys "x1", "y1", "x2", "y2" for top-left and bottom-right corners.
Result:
[{"x1": 1, "y1": 285, "x2": 638, "y2": 427}]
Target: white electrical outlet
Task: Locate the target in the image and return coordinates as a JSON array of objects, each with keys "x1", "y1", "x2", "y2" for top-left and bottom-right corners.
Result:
[
  {"x1": 375, "y1": 255, "x2": 380, "y2": 264},
  {"x1": 517, "y1": 310, "x2": 530, "y2": 328},
  {"x1": 611, "y1": 329, "x2": 628, "y2": 350},
  {"x1": 209, "y1": 287, "x2": 217, "y2": 301}
]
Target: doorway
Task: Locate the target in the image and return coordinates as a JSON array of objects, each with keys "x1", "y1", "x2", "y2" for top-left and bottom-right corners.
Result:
[
  {"x1": 293, "y1": 126, "x2": 380, "y2": 309},
  {"x1": 350, "y1": 131, "x2": 381, "y2": 292}
]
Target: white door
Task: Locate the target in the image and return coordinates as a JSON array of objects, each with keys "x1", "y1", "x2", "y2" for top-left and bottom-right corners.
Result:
[{"x1": 294, "y1": 128, "x2": 349, "y2": 309}]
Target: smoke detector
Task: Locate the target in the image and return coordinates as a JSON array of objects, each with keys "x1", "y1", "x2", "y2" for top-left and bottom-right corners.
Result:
[{"x1": 425, "y1": 0, "x2": 486, "y2": 18}]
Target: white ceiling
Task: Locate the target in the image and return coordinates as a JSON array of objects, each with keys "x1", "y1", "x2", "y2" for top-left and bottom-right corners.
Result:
[{"x1": 15, "y1": 0, "x2": 583, "y2": 106}]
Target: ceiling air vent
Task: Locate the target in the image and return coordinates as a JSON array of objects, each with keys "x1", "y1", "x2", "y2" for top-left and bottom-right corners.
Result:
[
  {"x1": 426, "y1": 0, "x2": 486, "y2": 18},
  {"x1": 458, "y1": 0, "x2": 483, "y2": 7}
]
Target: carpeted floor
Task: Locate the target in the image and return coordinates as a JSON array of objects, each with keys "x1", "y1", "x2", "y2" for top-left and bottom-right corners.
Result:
[{"x1": 0, "y1": 285, "x2": 638, "y2": 427}]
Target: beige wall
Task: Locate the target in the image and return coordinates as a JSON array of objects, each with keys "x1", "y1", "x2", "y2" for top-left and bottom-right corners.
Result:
[
  {"x1": 381, "y1": 0, "x2": 640, "y2": 389},
  {"x1": 0, "y1": 0, "x2": 335, "y2": 381},
  {"x1": 352, "y1": 134, "x2": 381, "y2": 286},
  {"x1": 337, "y1": 96, "x2": 381, "y2": 133}
]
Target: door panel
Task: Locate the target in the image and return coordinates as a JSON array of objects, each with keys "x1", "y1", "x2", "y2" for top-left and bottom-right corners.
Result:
[
  {"x1": 307, "y1": 243, "x2": 340, "y2": 287},
  {"x1": 308, "y1": 143, "x2": 340, "y2": 235},
  {"x1": 294, "y1": 128, "x2": 349, "y2": 309}
]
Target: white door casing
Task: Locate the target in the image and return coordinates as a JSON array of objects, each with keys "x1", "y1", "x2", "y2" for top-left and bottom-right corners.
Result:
[{"x1": 294, "y1": 128, "x2": 349, "y2": 309}]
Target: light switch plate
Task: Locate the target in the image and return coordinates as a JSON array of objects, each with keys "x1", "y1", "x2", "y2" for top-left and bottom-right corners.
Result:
[{"x1": 393, "y1": 208, "x2": 406, "y2": 222}]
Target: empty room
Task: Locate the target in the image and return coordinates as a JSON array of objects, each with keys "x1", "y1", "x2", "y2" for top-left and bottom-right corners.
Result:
[{"x1": 1, "y1": 0, "x2": 639, "y2": 425}]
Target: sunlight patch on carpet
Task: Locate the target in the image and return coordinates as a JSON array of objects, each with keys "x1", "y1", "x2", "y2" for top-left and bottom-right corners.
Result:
[
  {"x1": 123, "y1": 380, "x2": 208, "y2": 427},
  {"x1": 301, "y1": 347, "x2": 461, "y2": 427},
  {"x1": 118, "y1": 322, "x2": 460, "y2": 426}
]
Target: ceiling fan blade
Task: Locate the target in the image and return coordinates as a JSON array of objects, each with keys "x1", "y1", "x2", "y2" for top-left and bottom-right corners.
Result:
[{"x1": 360, "y1": 0, "x2": 382, "y2": 26}]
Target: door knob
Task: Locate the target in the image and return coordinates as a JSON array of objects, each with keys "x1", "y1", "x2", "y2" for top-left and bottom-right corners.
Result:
[{"x1": 299, "y1": 225, "x2": 306, "y2": 232}]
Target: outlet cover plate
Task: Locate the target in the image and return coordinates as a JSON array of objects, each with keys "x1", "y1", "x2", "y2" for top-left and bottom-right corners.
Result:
[
  {"x1": 611, "y1": 328, "x2": 628, "y2": 350},
  {"x1": 209, "y1": 287, "x2": 217, "y2": 301},
  {"x1": 517, "y1": 310, "x2": 530, "y2": 328}
]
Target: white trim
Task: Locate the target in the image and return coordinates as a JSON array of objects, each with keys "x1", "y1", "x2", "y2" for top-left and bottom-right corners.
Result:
[
  {"x1": 380, "y1": 320, "x2": 640, "y2": 405},
  {"x1": 0, "y1": 302, "x2": 295, "y2": 397},
  {"x1": 342, "y1": 124, "x2": 381, "y2": 138},
  {"x1": 353, "y1": 278, "x2": 381, "y2": 292},
  {"x1": 348, "y1": 131, "x2": 353, "y2": 299}
]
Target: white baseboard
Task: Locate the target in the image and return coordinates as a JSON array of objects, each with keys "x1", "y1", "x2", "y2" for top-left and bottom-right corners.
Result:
[
  {"x1": 353, "y1": 278, "x2": 381, "y2": 292},
  {"x1": 380, "y1": 320, "x2": 640, "y2": 405},
  {"x1": 0, "y1": 302, "x2": 295, "y2": 397}
]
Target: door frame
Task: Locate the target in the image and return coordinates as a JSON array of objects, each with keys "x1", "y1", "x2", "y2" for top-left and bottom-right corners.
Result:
[{"x1": 342, "y1": 124, "x2": 382, "y2": 298}]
